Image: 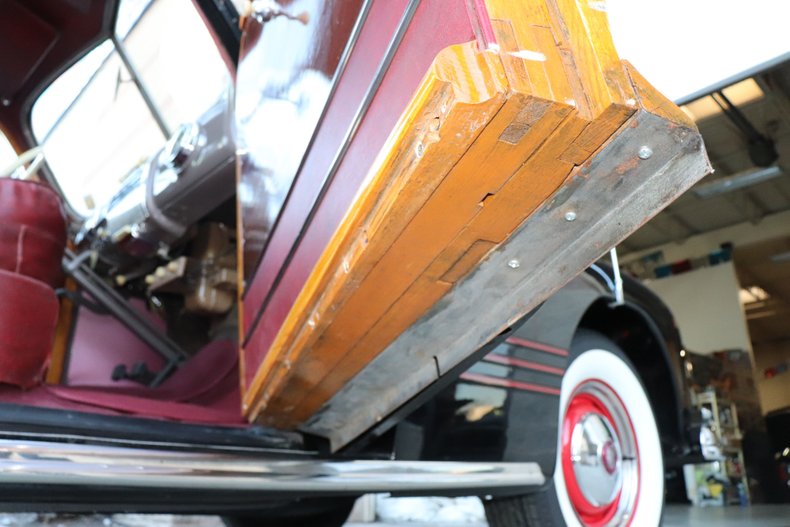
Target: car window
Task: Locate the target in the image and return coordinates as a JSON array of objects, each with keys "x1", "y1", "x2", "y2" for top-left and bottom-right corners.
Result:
[
  {"x1": 31, "y1": 0, "x2": 231, "y2": 216},
  {"x1": 32, "y1": 43, "x2": 166, "y2": 215},
  {"x1": 118, "y1": 0, "x2": 231, "y2": 131}
]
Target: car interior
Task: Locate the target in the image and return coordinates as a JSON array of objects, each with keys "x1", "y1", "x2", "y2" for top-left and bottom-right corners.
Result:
[{"x1": 0, "y1": 0, "x2": 250, "y2": 427}]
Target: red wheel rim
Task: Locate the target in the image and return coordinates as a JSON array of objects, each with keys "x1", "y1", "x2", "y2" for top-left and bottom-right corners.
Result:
[{"x1": 561, "y1": 380, "x2": 640, "y2": 526}]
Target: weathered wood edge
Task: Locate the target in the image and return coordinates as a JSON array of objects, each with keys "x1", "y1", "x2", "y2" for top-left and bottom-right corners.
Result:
[{"x1": 300, "y1": 108, "x2": 712, "y2": 450}]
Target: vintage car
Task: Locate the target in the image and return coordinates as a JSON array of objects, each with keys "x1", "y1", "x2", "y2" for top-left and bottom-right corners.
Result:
[{"x1": 0, "y1": 0, "x2": 711, "y2": 525}]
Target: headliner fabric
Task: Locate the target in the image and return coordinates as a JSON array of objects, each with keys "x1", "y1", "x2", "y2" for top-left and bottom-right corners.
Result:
[{"x1": 0, "y1": 269, "x2": 59, "y2": 388}]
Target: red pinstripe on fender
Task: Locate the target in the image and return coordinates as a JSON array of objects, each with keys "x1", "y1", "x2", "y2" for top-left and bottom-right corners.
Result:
[
  {"x1": 505, "y1": 337, "x2": 569, "y2": 357},
  {"x1": 483, "y1": 352, "x2": 564, "y2": 376},
  {"x1": 460, "y1": 372, "x2": 561, "y2": 396}
]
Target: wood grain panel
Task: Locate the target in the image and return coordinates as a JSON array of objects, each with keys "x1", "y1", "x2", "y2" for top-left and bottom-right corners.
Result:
[
  {"x1": 241, "y1": 0, "x2": 674, "y2": 428},
  {"x1": 246, "y1": 43, "x2": 509, "y2": 414},
  {"x1": 239, "y1": 0, "x2": 471, "y2": 392}
]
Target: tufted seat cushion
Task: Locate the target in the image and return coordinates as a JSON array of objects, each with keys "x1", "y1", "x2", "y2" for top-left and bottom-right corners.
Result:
[
  {"x1": 0, "y1": 179, "x2": 67, "y2": 286},
  {"x1": 0, "y1": 222, "x2": 65, "y2": 286},
  {"x1": 0, "y1": 269, "x2": 60, "y2": 388},
  {"x1": 0, "y1": 178, "x2": 67, "y2": 237},
  {"x1": 0, "y1": 178, "x2": 67, "y2": 387}
]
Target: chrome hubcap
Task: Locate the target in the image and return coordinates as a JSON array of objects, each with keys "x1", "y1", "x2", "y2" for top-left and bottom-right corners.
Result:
[
  {"x1": 570, "y1": 413, "x2": 623, "y2": 506},
  {"x1": 561, "y1": 380, "x2": 640, "y2": 526}
]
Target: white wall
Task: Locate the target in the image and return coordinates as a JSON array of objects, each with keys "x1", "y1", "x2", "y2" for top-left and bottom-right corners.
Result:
[{"x1": 645, "y1": 262, "x2": 752, "y2": 356}]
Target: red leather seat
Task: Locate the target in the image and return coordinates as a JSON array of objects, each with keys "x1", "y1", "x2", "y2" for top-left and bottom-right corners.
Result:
[
  {"x1": 0, "y1": 269, "x2": 60, "y2": 388},
  {"x1": 0, "y1": 179, "x2": 66, "y2": 286},
  {"x1": 0, "y1": 178, "x2": 67, "y2": 235},
  {"x1": 0, "y1": 222, "x2": 65, "y2": 287},
  {"x1": 0, "y1": 178, "x2": 67, "y2": 387}
]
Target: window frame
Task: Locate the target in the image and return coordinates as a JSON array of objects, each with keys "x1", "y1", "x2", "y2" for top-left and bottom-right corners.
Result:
[{"x1": 25, "y1": 0, "x2": 241, "y2": 218}]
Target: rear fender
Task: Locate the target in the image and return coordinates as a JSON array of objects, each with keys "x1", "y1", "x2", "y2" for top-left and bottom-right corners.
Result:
[
  {"x1": 405, "y1": 272, "x2": 691, "y2": 476},
  {"x1": 577, "y1": 298, "x2": 689, "y2": 459}
]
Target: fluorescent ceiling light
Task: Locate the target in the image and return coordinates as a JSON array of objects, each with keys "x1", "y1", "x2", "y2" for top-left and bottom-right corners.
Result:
[
  {"x1": 746, "y1": 310, "x2": 776, "y2": 321},
  {"x1": 739, "y1": 285, "x2": 770, "y2": 305},
  {"x1": 693, "y1": 166, "x2": 783, "y2": 199},
  {"x1": 681, "y1": 78, "x2": 765, "y2": 121}
]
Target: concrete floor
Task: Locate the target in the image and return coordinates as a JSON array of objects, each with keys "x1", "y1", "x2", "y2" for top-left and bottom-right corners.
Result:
[
  {"x1": 663, "y1": 504, "x2": 790, "y2": 526},
  {"x1": 1, "y1": 504, "x2": 790, "y2": 526}
]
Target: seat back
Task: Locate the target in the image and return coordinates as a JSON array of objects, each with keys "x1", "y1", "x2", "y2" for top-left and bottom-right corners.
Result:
[
  {"x1": 0, "y1": 178, "x2": 67, "y2": 387},
  {"x1": 0, "y1": 269, "x2": 60, "y2": 387},
  {"x1": 0, "y1": 178, "x2": 67, "y2": 235},
  {"x1": 0, "y1": 179, "x2": 67, "y2": 286}
]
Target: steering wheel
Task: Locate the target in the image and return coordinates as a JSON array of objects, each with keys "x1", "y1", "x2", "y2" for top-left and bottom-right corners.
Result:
[{"x1": 0, "y1": 146, "x2": 46, "y2": 179}]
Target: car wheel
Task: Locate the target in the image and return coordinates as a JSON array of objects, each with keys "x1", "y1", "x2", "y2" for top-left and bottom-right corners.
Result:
[
  {"x1": 222, "y1": 496, "x2": 356, "y2": 527},
  {"x1": 485, "y1": 330, "x2": 664, "y2": 526}
]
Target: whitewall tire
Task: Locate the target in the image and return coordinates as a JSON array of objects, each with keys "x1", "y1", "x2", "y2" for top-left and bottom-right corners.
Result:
[{"x1": 484, "y1": 330, "x2": 664, "y2": 527}]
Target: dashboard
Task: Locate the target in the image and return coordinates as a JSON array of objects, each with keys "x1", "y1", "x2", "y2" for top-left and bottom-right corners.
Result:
[{"x1": 77, "y1": 96, "x2": 236, "y2": 275}]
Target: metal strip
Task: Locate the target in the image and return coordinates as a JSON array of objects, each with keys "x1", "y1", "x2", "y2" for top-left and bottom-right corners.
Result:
[
  {"x1": 193, "y1": 0, "x2": 242, "y2": 65},
  {"x1": 0, "y1": 439, "x2": 544, "y2": 493},
  {"x1": 506, "y1": 337, "x2": 569, "y2": 357},
  {"x1": 609, "y1": 247, "x2": 624, "y2": 306},
  {"x1": 460, "y1": 372, "x2": 562, "y2": 396},
  {"x1": 0, "y1": 430, "x2": 304, "y2": 457},
  {"x1": 674, "y1": 50, "x2": 790, "y2": 105},
  {"x1": 244, "y1": 0, "x2": 422, "y2": 345},
  {"x1": 483, "y1": 353, "x2": 565, "y2": 376},
  {"x1": 112, "y1": 35, "x2": 171, "y2": 137},
  {"x1": 243, "y1": 0, "x2": 375, "y2": 296}
]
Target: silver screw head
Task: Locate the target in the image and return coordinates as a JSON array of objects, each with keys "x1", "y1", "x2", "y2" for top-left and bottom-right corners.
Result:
[
  {"x1": 638, "y1": 146, "x2": 653, "y2": 160},
  {"x1": 415, "y1": 142, "x2": 425, "y2": 157},
  {"x1": 507, "y1": 259, "x2": 521, "y2": 269},
  {"x1": 565, "y1": 210, "x2": 577, "y2": 222}
]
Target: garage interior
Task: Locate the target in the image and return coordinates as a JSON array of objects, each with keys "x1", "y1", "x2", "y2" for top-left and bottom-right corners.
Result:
[
  {"x1": 0, "y1": 0, "x2": 788, "y2": 526},
  {"x1": 615, "y1": 58, "x2": 790, "y2": 514},
  {"x1": 2, "y1": 46, "x2": 788, "y2": 527},
  {"x1": 336, "y1": 52, "x2": 790, "y2": 526},
  {"x1": 346, "y1": 56, "x2": 790, "y2": 524}
]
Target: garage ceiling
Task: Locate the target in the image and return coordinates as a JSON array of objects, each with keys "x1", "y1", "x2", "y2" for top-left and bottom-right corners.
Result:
[
  {"x1": 620, "y1": 60, "x2": 790, "y2": 354},
  {"x1": 734, "y1": 235, "x2": 790, "y2": 347},
  {"x1": 620, "y1": 59, "x2": 790, "y2": 255}
]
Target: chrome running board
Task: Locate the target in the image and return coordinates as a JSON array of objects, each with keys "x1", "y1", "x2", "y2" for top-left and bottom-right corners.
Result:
[{"x1": 0, "y1": 439, "x2": 544, "y2": 493}]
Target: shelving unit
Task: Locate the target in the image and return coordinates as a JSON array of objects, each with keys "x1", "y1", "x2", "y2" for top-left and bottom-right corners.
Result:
[{"x1": 694, "y1": 389, "x2": 750, "y2": 505}]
